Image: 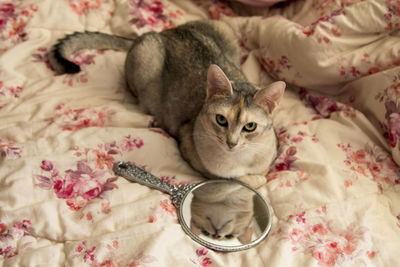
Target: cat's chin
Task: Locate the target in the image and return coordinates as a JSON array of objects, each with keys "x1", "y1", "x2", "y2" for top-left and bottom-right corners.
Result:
[
  {"x1": 194, "y1": 136, "x2": 276, "y2": 178},
  {"x1": 225, "y1": 146, "x2": 241, "y2": 153}
]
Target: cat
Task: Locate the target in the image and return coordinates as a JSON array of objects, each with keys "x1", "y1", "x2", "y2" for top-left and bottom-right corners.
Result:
[
  {"x1": 190, "y1": 182, "x2": 255, "y2": 244},
  {"x1": 49, "y1": 20, "x2": 286, "y2": 188}
]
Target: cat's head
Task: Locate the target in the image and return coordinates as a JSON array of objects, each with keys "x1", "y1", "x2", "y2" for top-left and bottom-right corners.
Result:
[
  {"x1": 190, "y1": 183, "x2": 255, "y2": 244},
  {"x1": 197, "y1": 64, "x2": 285, "y2": 153}
]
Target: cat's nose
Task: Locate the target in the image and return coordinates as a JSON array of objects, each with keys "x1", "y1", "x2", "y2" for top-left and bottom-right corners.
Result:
[
  {"x1": 212, "y1": 234, "x2": 221, "y2": 239},
  {"x1": 227, "y1": 141, "x2": 237, "y2": 149}
]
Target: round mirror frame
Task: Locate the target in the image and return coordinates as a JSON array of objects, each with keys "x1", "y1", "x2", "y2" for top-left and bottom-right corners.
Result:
[{"x1": 178, "y1": 179, "x2": 273, "y2": 252}]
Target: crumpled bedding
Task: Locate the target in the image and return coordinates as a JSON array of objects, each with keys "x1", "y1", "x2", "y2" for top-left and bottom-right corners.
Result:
[{"x1": 0, "y1": 0, "x2": 399, "y2": 266}]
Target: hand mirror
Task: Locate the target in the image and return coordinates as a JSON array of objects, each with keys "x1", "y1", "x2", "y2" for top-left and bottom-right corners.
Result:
[{"x1": 113, "y1": 162, "x2": 272, "y2": 252}]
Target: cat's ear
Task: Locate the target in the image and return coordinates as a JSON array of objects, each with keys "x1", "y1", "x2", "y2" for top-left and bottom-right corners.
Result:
[
  {"x1": 253, "y1": 81, "x2": 286, "y2": 113},
  {"x1": 206, "y1": 64, "x2": 233, "y2": 100}
]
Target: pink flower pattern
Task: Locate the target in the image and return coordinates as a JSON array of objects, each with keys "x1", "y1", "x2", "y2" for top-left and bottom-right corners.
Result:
[
  {"x1": 338, "y1": 143, "x2": 400, "y2": 189},
  {"x1": 299, "y1": 89, "x2": 356, "y2": 119},
  {"x1": 68, "y1": 0, "x2": 105, "y2": 16},
  {"x1": 375, "y1": 71, "x2": 400, "y2": 151},
  {"x1": 50, "y1": 104, "x2": 116, "y2": 131},
  {"x1": 256, "y1": 55, "x2": 303, "y2": 85},
  {"x1": 205, "y1": 1, "x2": 235, "y2": 20},
  {"x1": 0, "y1": 220, "x2": 33, "y2": 259},
  {"x1": 0, "y1": 81, "x2": 23, "y2": 110},
  {"x1": 127, "y1": 253, "x2": 158, "y2": 267},
  {"x1": 301, "y1": 10, "x2": 344, "y2": 44},
  {"x1": 384, "y1": 0, "x2": 400, "y2": 31},
  {"x1": 36, "y1": 160, "x2": 117, "y2": 211},
  {"x1": 76, "y1": 240, "x2": 97, "y2": 263},
  {"x1": 190, "y1": 247, "x2": 213, "y2": 267},
  {"x1": 388, "y1": 113, "x2": 400, "y2": 148},
  {"x1": 31, "y1": 47, "x2": 53, "y2": 71},
  {"x1": 281, "y1": 206, "x2": 375, "y2": 267},
  {"x1": 310, "y1": 0, "x2": 368, "y2": 18},
  {"x1": 272, "y1": 145, "x2": 298, "y2": 172},
  {"x1": 257, "y1": 55, "x2": 292, "y2": 74},
  {"x1": 339, "y1": 53, "x2": 400, "y2": 79},
  {"x1": 75, "y1": 239, "x2": 157, "y2": 266},
  {"x1": 1, "y1": 0, "x2": 400, "y2": 266},
  {"x1": 159, "y1": 198, "x2": 175, "y2": 216},
  {"x1": 119, "y1": 135, "x2": 144, "y2": 152},
  {"x1": 149, "y1": 190, "x2": 190, "y2": 223},
  {"x1": 192, "y1": 0, "x2": 235, "y2": 20},
  {"x1": 35, "y1": 136, "x2": 143, "y2": 211},
  {"x1": 0, "y1": 137, "x2": 22, "y2": 159},
  {"x1": 129, "y1": 0, "x2": 184, "y2": 31},
  {"x1": 72, "y1": 136, "x2": 144, "y2": 168},
  {"x1": 267, "y1": 125, "x2": 319, "y2": 187},
  {"x1": 0, "y1": 2, "x2": 38, "y2": 51}
]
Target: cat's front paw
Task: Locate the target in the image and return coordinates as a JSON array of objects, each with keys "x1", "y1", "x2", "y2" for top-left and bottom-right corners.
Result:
[{"x1": 235, "y1": 174, "x2": 266, "y2": 189}]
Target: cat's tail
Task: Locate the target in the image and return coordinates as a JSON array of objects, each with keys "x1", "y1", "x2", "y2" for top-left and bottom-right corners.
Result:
[{"x1": 49, "y1": 31, "x2": 134, "y2": 74}]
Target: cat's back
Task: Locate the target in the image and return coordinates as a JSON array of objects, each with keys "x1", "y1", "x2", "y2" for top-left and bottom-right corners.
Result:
[
  {"x1": 158, "y1": 20, "x2": 243, "y2": 81},
  {"x1": 161, "y1": 20, "x2": 240, "y2": 65},
  {"x1": 126, "y1": 20, "x2": 245, "y2": 136}
]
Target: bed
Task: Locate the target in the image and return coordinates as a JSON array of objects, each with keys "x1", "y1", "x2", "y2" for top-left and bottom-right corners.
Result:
[{"x1": 1, "y1": 0, "x2": 399, "y2": 266}]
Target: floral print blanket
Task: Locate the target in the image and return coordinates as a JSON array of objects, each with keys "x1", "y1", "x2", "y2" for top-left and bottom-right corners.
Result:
[{"x1": 0, "y1": 0, "x2": 399, "y2": 266}]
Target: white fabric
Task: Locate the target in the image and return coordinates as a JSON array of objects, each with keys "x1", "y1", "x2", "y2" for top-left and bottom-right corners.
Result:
[{"x1": 0, "y1": 0, "x2": 399, "y2": 266}]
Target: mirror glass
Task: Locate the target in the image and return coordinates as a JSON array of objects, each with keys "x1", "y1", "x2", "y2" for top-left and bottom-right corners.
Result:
[
  {"x1": 113, "y1": 162, "x2": 272, "y2": 252},
  {"x1": 179, "y1": 180, "x2": 272, "y2": 251}
]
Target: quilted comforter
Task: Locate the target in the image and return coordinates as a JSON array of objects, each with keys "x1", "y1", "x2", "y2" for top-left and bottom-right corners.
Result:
[{"x1": 0, "y1": 0, "x2": 399, "y2": 266}]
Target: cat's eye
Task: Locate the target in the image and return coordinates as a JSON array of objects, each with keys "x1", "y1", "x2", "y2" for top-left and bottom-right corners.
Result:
[
  {"x1": 216, "y1": 114, "x2": 228, "y2": 127},
  {"x1": 201, "y1": 230, "x2": 210, "y2": 236},
  {"x1": 243, "y1": 122, "x2": 257, "y2": 132},
  {"x1": 225, "y1": 234, "x2": 234, "y2": 239}
]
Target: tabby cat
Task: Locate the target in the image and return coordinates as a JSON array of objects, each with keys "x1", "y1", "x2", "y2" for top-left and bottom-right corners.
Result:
[{"x1": 49, "y1": 20, "x2": 285, "y2": 188}]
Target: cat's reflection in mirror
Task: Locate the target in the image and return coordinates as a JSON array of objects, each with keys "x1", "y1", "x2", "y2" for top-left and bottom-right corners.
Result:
[{"x1": 190, "y1": 182, "x2": 255, "y2": 244}]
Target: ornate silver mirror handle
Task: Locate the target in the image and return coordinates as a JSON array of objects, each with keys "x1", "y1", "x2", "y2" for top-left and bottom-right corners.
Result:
[
  {"x1": 113, "y1": 161, "x2": 273, "y2": 252},
  {"x1": 113, "y1": 161, "x2": 196, "y2": 207}
]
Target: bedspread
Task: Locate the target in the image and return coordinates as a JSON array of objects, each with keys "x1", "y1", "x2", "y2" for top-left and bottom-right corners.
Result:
[{"x1": 0, "y1": 0, "x2": 399, "y2": 266}]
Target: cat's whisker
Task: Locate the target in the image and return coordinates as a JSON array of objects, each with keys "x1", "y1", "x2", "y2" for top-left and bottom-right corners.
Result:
[{"x1": 193, "y1": 132, "x2": 225, "y2": 146}]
